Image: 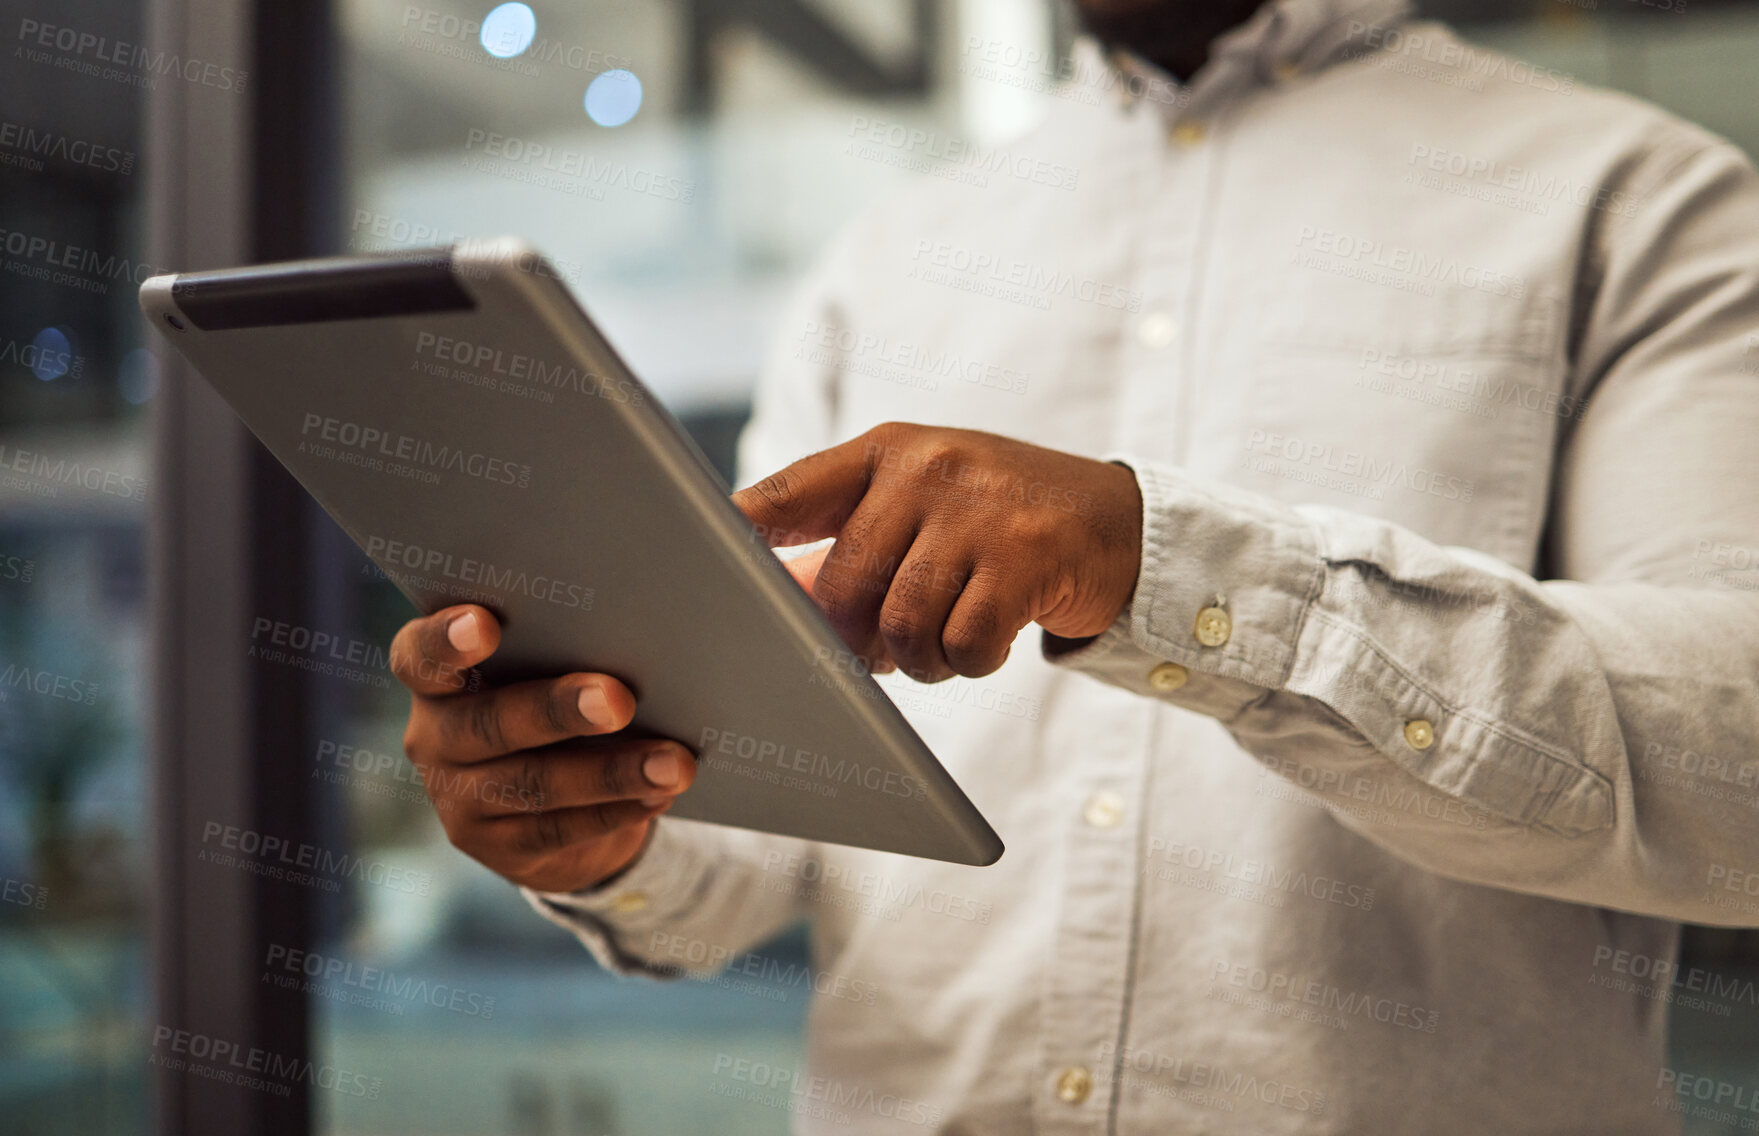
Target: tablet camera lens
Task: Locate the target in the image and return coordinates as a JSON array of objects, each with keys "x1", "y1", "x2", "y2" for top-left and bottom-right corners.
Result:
[{"x1": 165, "y1": 314, "x2": 185, "y2": 331}]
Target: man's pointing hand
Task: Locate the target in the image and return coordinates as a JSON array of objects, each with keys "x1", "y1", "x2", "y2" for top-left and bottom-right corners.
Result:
[{"x1": 733, "y1": 422, "x2": 1144, "y2": 682}]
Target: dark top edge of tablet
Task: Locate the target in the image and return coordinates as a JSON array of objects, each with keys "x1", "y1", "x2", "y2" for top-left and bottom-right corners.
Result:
[{"x1": 167, "y1": 247, "x2": 476, "y2": 330}]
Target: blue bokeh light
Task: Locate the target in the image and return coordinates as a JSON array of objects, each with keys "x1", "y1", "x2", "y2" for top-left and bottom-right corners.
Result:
[
  {"x1": 480, "y1": 3, "x2": 536, "y2": 59},
  {"x1": 30, "y1": 327, "x2": 71, "y2": 381},
  {"x1": 119, "y1": 348, "x2": 161, "y2": 405},
  {"x1": 585, "y1": 69, "x2": 643, "y2": 127}
]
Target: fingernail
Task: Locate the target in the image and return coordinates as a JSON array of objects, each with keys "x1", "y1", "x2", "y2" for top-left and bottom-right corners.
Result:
[
  {"x1": 640, "y1": 795, "x2": 670, "y2": 809},
  {"x1": 577, "y1": 684, "x2": 611, "y2": 727},
  {"x1": 446, "y1": 611, "x2": 480, "y2": 652},
  {"x1": 643, "y1": 748, "x2": 682, "y2": 789}
]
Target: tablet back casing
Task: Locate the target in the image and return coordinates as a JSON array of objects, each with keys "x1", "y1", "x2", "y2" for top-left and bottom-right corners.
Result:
[{"x1": 140, "y1": 239, "x2": 1003, "y2": 866}]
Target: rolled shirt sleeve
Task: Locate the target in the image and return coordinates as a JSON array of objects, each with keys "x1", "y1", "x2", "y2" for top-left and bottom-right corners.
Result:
[{"x1": 1048, "y1": 138, "x2": 1759, "y2": 926}]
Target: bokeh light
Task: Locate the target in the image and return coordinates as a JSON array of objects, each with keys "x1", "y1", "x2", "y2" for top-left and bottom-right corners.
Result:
[
  {"x1": 585, "y1": 69, "x2": 643, "y2": 127},
  {"x1": 118, "y1": 348, "x2": 161, "y2": 405},
  {"x1": 480, "y1": 3, "x2": 537, "y2": 59},
  {"x1": 30, "y1": 327, "x2": 71, "y2": 381}
]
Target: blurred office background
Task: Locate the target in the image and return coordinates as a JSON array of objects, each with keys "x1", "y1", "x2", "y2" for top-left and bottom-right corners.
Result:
[{"x1": 2, "y1": 0, "x2": 1759, "y2": 1132}]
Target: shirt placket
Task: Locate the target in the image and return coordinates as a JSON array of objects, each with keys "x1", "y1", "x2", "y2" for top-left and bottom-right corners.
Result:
[
  {"x1": 1031, "y1": 681, "x2": 1159, "y2": 1134},
  {"x1": 1108, "y1": 104, "x2": 1213, "y2": 466},
  {"x1": 1031, "y1": 93, "x2": 1220, "y2": 1136}
]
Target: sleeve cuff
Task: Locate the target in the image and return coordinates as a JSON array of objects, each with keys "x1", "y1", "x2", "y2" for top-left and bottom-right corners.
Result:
[
  {"x1": 1044, "y1": 458, "x2": 1612, "y2": 836},
  {"x1": 1044, "y1": 457, "x2": 1324, "y2": 714},
  {"x1": 520, "y1": 819, "x2": 718, "y2": 977}
]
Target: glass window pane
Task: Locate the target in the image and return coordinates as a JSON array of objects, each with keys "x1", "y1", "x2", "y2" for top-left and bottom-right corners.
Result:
[{"x1": 0, "y1": 0, "x2": 155, "y2": 1131}]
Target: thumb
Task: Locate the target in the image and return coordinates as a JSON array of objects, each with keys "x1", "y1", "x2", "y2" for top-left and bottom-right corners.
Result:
[
  {"x1": 777, "y1": 545, "x2": 828, "y2": 592},
  {"x1": 781, "y1": 543, "x2": 894, "y2": 674}
]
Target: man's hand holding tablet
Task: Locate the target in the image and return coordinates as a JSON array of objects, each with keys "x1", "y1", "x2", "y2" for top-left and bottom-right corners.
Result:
[{"x1": 392, "y1": 604, "x2": 693, "y2": 893}]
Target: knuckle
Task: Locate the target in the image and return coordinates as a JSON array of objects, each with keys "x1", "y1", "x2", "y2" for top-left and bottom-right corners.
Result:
[
  {"x1": 593, "y1": 753, "x2": 633, "y2": 800},
  {"x1": 751, "y1": 468, "x2": 803, "y2": 520},
  {"x1": 878, "y1": 606, "x2": 937, "y2": 653},
  {"x1": 943, "y1": 602, "x2": 1001, "y2": 671},
  {"x1": 542, "y1": 683, "x2": 577, "y2": 737},
  {"x1": 891, "y1": 555, "x2": 937, "y2": 601},
  {"x1": 511, "y1": 758, "x2": 549, "y2": 812},
  {"x1": 419, "y1": 762, "x2": 463, "y2": 807},
  {"x1": 1011, "y1": 511, "x2": 1062, "y2": 550},
  {"x1": 534, "y1": 810, "x2": 570, "y2": 851},
  {"x1": 585, "y1": 804, "x2": 623, "y2": 839},
  {"x1": 401, "y1": 718, "x2": 427, "y2": 765},
  {"x1": 826, "y1": 549, "x2": 886, "y2": 600},
  {"x1": 832, "y1": 510, "x2": 879, "y2": 557},
  {"x1": 513, "y1": 811, "x2": 568, "y2": 855},
  {"x1": 871, "y1": 420, "x2": 913, "y2": 447},
  {"x1": 413, "y1": 614, "x2": 450, "y2": 665},
  {"x1": 463, "y1": 697, "x2": 508, "y2": 754},
  {"x1": 388, "y1": 623, "x2": 430, "y2": 686},
  {"x1": 863, "y1": 422, "x2": 897, "y2": 453},
  {"x1": 814, "y1": 574, "x2": 869, "y2": 626},
  {"x1": 921, "y1": 438, "x2": 962, "y2": 469}
]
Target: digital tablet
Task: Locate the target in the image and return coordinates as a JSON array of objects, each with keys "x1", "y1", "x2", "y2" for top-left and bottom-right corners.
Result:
[{"x1": 140, "y1": 238, "x2": 1003, "y2": 867}]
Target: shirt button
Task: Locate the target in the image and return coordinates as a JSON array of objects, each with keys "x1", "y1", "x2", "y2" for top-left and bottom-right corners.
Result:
[
  {"x1": 1136, "y1": 311, "x2": 1179, "y2": 349},
  {"x1": 1055, "y1": 1066, "x2": 1093, "y2": 1105},
  {"x1": 1404, "y1": 718, "x2": 1436, "y2": 750},
  {"x1": 1194, "y1": 605, "x2": 1232, "y2": 647},
  {"x1": 610, "y1": 890, "x2": 650, "y2": 914},
  {"x1": 1273, "y1": 60, "x2": 1302, "y2": 82},
  {"x1": 1172, "y1": 120, "x2": 1206, "y2": 146},
  {"x1": 1147, "y1": 662, "x2": 1189, "y2": 692},
  {"x1": 1083, "y1": 791, "x2": 1126, "y2": 829}
]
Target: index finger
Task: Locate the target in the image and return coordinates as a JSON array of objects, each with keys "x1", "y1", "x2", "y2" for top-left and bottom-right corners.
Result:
[
  {"x1": 732, "y1": 433, "x2": 877, "y2": 548},
  {"x1": 389, "y1": 604, "x2": 502, "y2": 696}
]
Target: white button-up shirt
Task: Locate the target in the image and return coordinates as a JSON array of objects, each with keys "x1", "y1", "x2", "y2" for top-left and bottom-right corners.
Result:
[{"x1": 527, "y1": 0, "x2": 1759, "y2": 1130}]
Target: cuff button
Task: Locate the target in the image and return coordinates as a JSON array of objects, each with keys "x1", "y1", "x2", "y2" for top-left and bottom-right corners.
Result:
[
  {"x1": 1148, "y1": 662, "x2": 1189, "y2": 692},
  {"x1": 1194, "y1": 605, "x2": 1232, "y2": 647},
  {"x1": 1403, "y1": 719, "x2": 1436, "y2": 750}
]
